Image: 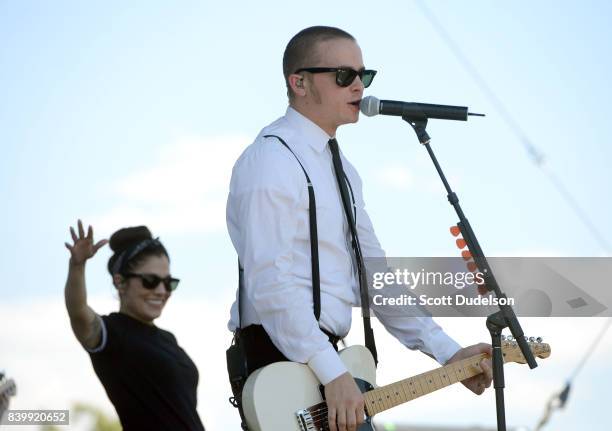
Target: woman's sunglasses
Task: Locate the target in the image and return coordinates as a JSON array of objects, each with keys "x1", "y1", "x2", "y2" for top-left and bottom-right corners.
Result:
[
  {"x1": 294, "y1": 67, "x2": 377, "y2": 88},
  {"x1": 123, "y1": 273, "x2": 180, "y2": 292}
]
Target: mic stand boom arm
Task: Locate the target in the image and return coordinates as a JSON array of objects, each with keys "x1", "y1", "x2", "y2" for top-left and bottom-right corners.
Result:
[{"x1": 403, "y1": 117, "x2": 537, "y2": 431}]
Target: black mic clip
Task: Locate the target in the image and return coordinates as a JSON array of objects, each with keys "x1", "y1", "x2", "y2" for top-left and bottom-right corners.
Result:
[{"x1": 403, "y1": 116, "x2": 431, "y2": 145}]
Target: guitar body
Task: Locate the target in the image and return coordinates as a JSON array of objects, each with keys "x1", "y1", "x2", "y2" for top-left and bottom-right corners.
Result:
[
  {"x1": 240, "y1": 338, "x2": 551, "y2": 431},
  {"x1": 242, "y1": 345, "x2": 377, "y2": 431}
]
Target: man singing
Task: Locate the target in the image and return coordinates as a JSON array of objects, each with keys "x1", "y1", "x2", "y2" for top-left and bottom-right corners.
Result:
[{"x1": 227, "y1": 26, "x2": 492, "y2": 431}]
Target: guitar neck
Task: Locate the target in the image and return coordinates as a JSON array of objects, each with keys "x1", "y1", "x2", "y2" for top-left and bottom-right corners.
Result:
[{"x1": 364, "y1": 353, "x2": 487, "y2": 416}]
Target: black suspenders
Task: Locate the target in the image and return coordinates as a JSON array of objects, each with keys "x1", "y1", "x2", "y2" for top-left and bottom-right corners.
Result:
[
  {"x1": 249, "y1": 135, "x2": 377, "y2": 362},
  {"x1": 228, "y1": 135, "x2": 378, "y2": 430},
  {"x1": 262, "y1": 134, "x2": 321, "y2": 318}
]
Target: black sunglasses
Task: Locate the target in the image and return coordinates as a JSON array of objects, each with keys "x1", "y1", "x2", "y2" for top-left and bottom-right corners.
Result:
[
  {"x1": 294, "y1": 67, "x2": 377, "y2": 88},
  {"x1": 123, "y1": 273, "x2": 180, "y2": 292}
]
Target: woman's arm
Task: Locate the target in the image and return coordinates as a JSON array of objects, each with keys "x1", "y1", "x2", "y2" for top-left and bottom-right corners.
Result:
[{"x1": 64, "y1": 220, "x2": 108, "y2": 350}]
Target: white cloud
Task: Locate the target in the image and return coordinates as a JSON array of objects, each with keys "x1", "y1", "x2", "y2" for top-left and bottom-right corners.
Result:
[
  {"x1": 0, "y1": 295, "x2": 240, "y2": 430},
  {"x1": 375, "y1": 165, "x2": 414, "y2": 190},
  {"x1": 1, "y1": 299, "x2": 610, "y2": 431},
  {"x1": 91, "y1": 134, "x2": 249, "y2": 235},
  {"x1": 373, "y1": 164, "x2": 465, "y2": 197}
]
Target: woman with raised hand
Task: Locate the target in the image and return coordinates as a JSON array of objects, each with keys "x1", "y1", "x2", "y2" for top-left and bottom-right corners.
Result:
[{"x1": 64, "y1": 220, "x2": 205, "y2": 431}]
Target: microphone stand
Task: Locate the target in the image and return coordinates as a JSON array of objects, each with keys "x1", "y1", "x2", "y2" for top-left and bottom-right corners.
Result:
[{"x1": 403, "y1": 117, "x2": 538, "y2": 431}]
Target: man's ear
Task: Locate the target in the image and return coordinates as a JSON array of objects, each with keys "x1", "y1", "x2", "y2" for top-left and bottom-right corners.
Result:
[
  {"x1": 288, "y1": 74, "x2": 306, "y2": 98},
  {"x1": 112, "y1": 274, "x2": 125, "y2": 290}
]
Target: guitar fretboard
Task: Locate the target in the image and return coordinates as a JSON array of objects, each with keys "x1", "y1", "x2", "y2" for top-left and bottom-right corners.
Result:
[{"x1": 364, "y1": 353, "x2": 487, "y2": 416}]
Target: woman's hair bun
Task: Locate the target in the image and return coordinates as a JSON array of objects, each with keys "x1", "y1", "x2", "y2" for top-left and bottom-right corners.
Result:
[{"x1": 109, "y1": 226, "x2": 152, "y2": 254}]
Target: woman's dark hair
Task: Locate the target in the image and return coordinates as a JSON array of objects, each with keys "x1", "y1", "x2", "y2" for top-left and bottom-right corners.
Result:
[{"x1": 107, "y1": 226, "x2": 169, "y2": 275}]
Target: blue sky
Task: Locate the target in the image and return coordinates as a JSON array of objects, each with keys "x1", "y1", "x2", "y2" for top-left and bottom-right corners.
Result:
[{"x1": 1, "y1": 1, "x2": 611, "y2": 430}]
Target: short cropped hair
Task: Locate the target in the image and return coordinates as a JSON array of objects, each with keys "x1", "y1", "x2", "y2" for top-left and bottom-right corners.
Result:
[{"x1": 283, "y1": 26, "x2": 356, "y2": 100}]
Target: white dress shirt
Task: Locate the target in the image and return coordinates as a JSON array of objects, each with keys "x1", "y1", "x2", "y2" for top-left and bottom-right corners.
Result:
[{"x1": 227, "y1": 107, "x2": 461, "y2": 385}]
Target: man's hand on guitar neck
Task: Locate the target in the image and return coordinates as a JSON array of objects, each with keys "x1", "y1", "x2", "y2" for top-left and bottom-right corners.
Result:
[
  {"x1": 446, "y1": 343, "x2": 493, "y2": 395},
  {"x1": 324, "y1": 371, "x2": 365, "y2": 431}
]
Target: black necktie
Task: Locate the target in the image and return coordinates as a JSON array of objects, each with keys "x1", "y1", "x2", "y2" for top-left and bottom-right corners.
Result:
[{"x1": 328, "y1": 138, "x2": 378, "y2": 365}]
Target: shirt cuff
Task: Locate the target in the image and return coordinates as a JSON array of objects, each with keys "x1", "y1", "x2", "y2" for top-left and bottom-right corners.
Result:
[
  {"x1": 426, "y1": 328, "x2": 462, "y2": 365},
  {"x1": 84, "y1": 315, "x2": 107, "y2": 354},
  {"x1": 308, "y1": 344, "x2": 348, "y2": 385}
]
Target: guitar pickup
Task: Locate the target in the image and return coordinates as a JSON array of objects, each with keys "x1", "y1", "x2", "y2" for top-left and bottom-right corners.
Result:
[{"x1": 295, "y1": 407, "x2": 315, "y2": 431}]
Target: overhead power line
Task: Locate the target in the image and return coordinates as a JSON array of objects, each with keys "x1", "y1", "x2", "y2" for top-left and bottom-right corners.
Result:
[
  {"x1": 413, "y1": 4, "x2": 612, "y2": 429},
  {"x1": 534, "y1": 318, "x2": 612, "y2": 430},
  {"x1": 414, "y1": 0, "x2": 611, "y2": 254}
]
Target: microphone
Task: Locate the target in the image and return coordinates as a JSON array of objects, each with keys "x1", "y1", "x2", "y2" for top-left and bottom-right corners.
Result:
[{"x1": 360, "y1": 95, "x2": 484, "y2": 121}]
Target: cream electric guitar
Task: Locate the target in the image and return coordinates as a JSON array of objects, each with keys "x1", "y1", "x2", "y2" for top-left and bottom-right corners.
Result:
[{"x1": 242, "y1": 337, "x2": 551, "y2": 431}]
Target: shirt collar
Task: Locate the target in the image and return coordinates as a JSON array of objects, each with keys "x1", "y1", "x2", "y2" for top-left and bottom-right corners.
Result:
[{"x1": 285, "y1": 106, "x2": 332, "y2": 153}]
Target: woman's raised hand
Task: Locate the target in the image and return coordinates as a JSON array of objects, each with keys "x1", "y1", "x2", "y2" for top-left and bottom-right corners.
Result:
[{"x1": 65, "y1": 220, "x2": 108, "y2": 265}]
